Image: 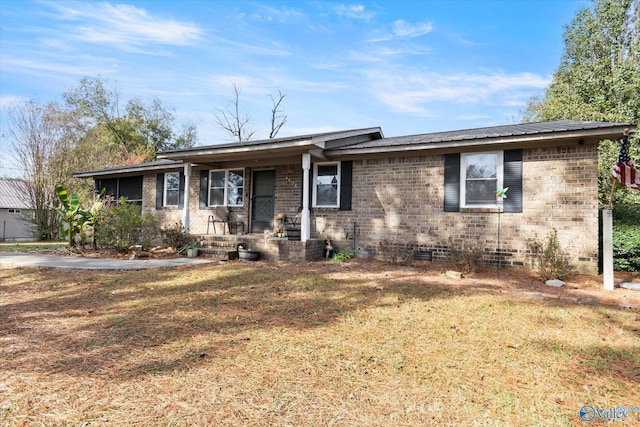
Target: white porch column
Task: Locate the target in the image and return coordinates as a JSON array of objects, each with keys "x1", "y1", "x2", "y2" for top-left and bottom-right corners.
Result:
[
  {"x1": 301, "y1": 153, "x2": 311, "y2": 242},
  {"x1": 602, "y1": 208, "x2": 614, "y2": 291},
  {"x1": 182, "y1": 163, "x2": 191, "y2": 232}
]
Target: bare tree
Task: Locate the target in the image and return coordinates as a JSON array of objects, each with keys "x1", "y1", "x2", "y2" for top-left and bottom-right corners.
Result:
[
  {"x1": 214, "y1": 82, "x2": 255, "y2": 143},
  {"x1": 214, "y1": 82, "x2": 288, "y2": 142},
  {"x1": 7, "y1": 100, "x2": 78, "y2": 239},
  {"x1": 269, "y1": 89, "x2": 287, "y2": 139}
]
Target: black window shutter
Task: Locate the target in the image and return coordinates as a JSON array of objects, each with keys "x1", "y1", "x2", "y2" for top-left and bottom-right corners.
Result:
[
  {"x1": 503, "y1": 149, "x2": 523, "y2": 213},
  {"x1": 178, "y1": 171, "x2": 185, "y2": 209},
  {"x1": 199, "y1": 170, "x2": 208, "y2": 209},
  {"x1": 156, "y1": 173, "x2": 164, "y2": 210},
  {"x1": 339, "y1": 160, "x2": 353, "y2": 211},
  {"x1": 443, "y1": 153, "x2": 460, "y2": 212}
]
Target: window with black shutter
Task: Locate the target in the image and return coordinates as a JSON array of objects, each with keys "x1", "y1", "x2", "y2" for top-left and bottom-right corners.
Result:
[{"x1": 444, "y1": 150, "x2": 522, "y2": 212}]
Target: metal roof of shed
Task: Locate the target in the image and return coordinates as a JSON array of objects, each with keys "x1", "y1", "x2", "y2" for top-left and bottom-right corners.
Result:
[{"x1": 0, "y1": 178, "x2": 30, "y2": 209}]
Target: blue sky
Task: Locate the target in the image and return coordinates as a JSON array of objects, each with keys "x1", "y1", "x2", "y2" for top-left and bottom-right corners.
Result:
[{"x1": 0, "y1": 0, "x2": 589, "y2": 176}]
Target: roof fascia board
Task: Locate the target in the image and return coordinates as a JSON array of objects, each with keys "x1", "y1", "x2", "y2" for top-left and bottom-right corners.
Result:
[{"x1": 159, "y1": 139, "x2": 317, "y2": 160}]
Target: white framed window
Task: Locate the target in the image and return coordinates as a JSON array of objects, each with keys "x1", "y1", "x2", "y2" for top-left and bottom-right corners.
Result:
[
  {"x1": 164, "y1": 172, "x2": 180, "y2": 207},
  {"x1": 460, "y1": 152, "x2": 503, "y2": 207},
  {"x1": 209, "y1": 169, "x2": 244, "y2": 207},
  {"x1": 8, "y1": 209, "x2": 21, "y2": 214},
  {"x1": 313, "y1": 162, "x2": 340, "y2": 208}
]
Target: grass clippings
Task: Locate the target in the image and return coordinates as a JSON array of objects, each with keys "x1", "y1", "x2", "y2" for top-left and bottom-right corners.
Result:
[{"x1": 1, "y1": 259, "x2": 639, "y2": 426}]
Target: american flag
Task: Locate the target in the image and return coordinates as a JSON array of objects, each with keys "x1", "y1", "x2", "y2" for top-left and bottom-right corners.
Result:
[{"x1": 612, "y1": 134, "x2": 640, "y2": 190}]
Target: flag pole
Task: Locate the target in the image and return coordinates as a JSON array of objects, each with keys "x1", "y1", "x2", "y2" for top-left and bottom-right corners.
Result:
[{"x1": 608, "y1": 179, "x2": 617, "y2": 209}]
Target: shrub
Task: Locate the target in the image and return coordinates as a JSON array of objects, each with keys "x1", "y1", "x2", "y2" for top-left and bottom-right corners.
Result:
[
  {"x1": 160, "y1": 222, "x2": 192, "y2": 249},
  {"x1": 613, "y1": 204, "x2": 640, "y2": 272},
  {"x1": 527, "y1": 229, "x2": 574, "y2": 281},
  {"x1": 95, "y1": 199, "x2": 157, "y2": 252},
  {"x1": 139, "y1": 214, "x2": 160, "y2": 249},
  {"x1": 379, "y1": 240, "x2": 415, "y2": 265},
  {"x1": 333, "y1": 251, "x2": 353, "y2": 262},
  {"x1": 447, "y1": 237, "x2": 484, "y2": 273}
]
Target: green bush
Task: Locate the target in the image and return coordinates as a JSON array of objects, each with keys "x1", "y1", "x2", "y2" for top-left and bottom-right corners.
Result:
[
  {"x1": 333, "y1": 251, "x2": 353, "y2": 262},
  {"x1": 139, "y1": 214, "x2": 160, "y2": 249},
  {"x1": 95, "y1": 199, "x2": 157, "y2": 252},
  {"x1": 613, "y1": 204, "x2": 640, "y2": 271},
  {"x1": 159, "y1": 222, "x2": 192, "y2": 249},
  {"x1": 527, "y1": 229, "x2": 574, "y2": 281}
]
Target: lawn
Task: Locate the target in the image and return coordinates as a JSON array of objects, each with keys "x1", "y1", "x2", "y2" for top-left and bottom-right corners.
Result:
[
  {"x1": 0, "y1": 241, "x2": 67, "y2": 253},
  {"x1": 1, "y1": 260, "x2": 639, "y2": 426}
]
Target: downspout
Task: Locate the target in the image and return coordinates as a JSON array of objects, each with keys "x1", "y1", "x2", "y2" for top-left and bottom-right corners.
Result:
[
  {"x1": 301, "y1": 153, "x2": 311, "y2": 242},
  {"x1": 182, "y1": 163, "x2": 191, "y2": 232}
]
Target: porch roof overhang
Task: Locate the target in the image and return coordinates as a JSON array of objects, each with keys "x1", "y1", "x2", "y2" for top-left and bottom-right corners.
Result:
[
  {"x1": 157, "y1": 127, "x2": 383, "y2": 165},
  {"x1": 325, "y1": 121, "x2": 636, "y2": 158},
  {"x1": 73, "y1": 159, "x2": 184, "y2": 179}
]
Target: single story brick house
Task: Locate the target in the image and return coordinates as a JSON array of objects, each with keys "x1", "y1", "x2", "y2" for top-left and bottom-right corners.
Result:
[{"x1": 74, "y1": 120, "x2": 634, "y2": 273}]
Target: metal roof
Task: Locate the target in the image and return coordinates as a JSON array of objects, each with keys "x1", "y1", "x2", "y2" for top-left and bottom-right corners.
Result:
[
  {"x1": 327, "y1": 120, "x2": 633, "y2": 153},
  {"x1": 0, "y1": 178, "x2": 30, "y2": 209},
  {"x1": 159, "y1": 127, "x2": 384, "y2": 156},
  {"x1": 73, "y1": 159, "x2": 184, "y2": 179},
  {"x1": 72, "y1": 121, "x2": 635, "y2": 178},
  {"x1": 157, "y1": 127, "x2": 384, "y2": 164}
]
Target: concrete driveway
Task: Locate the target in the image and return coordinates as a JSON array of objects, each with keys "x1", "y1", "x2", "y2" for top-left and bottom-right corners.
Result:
[{"x1": 0, "y1": 252, "x2": 214, "y2": 270}]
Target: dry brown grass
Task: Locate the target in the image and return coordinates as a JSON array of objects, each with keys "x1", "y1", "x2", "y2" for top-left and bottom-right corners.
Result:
[{"x1": 1, "y1": 260, "x2": 639, "y2": 426}]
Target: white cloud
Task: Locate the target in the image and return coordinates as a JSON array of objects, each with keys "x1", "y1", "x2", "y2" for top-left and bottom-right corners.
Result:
[
  {"x1": 48, "y1": 2, "x2": 203, "y2": 49},
  {"x1": 349, "y1": 45, "x2": 433, "y2": 63},
  {"x1": 334, "y1": 4, "x2": 376, "y2": 20},
  {"x1": 392, "y1": 20, "x2": 433, "y2": 38},
  {"x1": 367, "y1": 19, "x2": 433, "y2": 42},
  {"x1": 220, "y1": 38, "x2": 292, "y2": 57},
  {"x1": 361, "y1": 67, "x2": 551, "y2": 114},
  {"x1": 250, "y1": 5, "x2": 304, "y2": 23},
  {"x1": 0, "y1": 95, "x2": 29, "y2": 110},
  {"x1": 0, "y1": 54, "x2": 118, "y2": 78}
]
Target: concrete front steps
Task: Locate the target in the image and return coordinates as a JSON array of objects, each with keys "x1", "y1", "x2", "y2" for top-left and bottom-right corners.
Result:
[
  {"x1": 197, "y1": 236, "x2": 240, "y2": 260},
  {"x1": 195, "y1": 234, "x2": 325, "y2": 261}
]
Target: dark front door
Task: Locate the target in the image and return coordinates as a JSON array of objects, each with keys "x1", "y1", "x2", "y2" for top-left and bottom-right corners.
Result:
[{"x1": 251, "y1": 170, "x2": 275, "y2": 233}]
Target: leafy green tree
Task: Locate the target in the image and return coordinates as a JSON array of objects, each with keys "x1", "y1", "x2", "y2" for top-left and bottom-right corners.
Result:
[
  {"x1": 64, "y1": 77, "x2": 198, "y2": 162},
  {"x1": 522, "y1": 0, "x2": 639, "y2": 207},
  {"x1": 523, "y1": 0, "x2": 639, "y2": 124}
]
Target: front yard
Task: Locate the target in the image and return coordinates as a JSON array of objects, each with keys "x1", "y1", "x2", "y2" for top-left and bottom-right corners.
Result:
[{"x1": 1, "y1": 259, "x2": 639, "y2": 426}]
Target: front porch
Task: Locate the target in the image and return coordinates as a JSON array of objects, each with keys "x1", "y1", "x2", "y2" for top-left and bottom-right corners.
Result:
[{"x1": 196, "y1": 234, "x2": 326, "y2": 261}]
